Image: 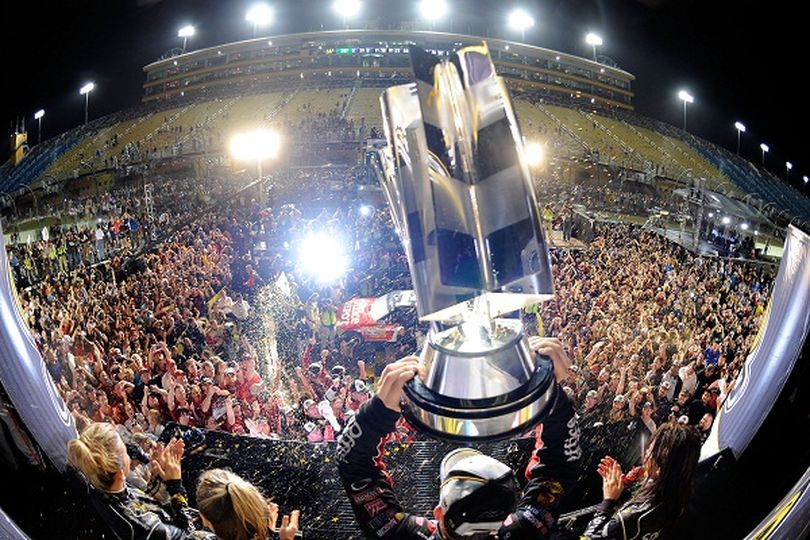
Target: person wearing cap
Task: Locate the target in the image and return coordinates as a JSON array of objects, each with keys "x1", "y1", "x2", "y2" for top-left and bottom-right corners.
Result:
[
  {"x1": 578, "y1": 389, "x2": 604, "y2": 428},
  {"x1": 335, "y1": 337, "x2": 581, "y2": 540},
  {"x1": 607, "y1": 394, "x2": 627, "y2": 423}
]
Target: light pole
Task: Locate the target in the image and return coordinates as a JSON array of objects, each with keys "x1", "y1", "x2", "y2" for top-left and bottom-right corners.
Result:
[
  {"x1": 80, "y1": 82, "x2": 95, "y2": 125},
  {"x1": 230, "y1": 129, "x2": 282, "y2": 205},
  {"x1": 246, "y1": 4, "x2": 273, "y2": 37},
  {"x1": 734, "y1": 121, "x2": 746, "y2": 155},
  {"x1": 786, "y1": 161, "x2": 793, "y2": 181},
  {"x1": 334, "y1": 0, "x2": 360, "y2": 29},
  {"x1": 178, "y1": 25, "x2": 195, "y2": 53},
  {"x1": 419, "y1": 0, "x2": 447, "y2": 30},
  {"x1": 508, "y1": 8, "x2": 534, "y2": 42},
  {"x1": 34, "y1": 109, "x2": 45, "y2": 144},
  {"x1": 586, "y1": 33, "x2": 603, "y2": 62},
  {"x1": 804, "y1": 176, "x2": 808, "y2": 185},
  {"x1": 760, "y1": 143, "x2": 769, "y2": 166},
  {"x1": 678, "y1": 90, "x2": 694, "y2": 131}
]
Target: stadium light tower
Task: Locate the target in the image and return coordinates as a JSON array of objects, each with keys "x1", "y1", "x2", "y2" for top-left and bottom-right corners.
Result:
[
  {"x1": 178, "y1": 25, "x2": 195, "y2": 53},
  {"x1": 79, "y1": 82, "x2": 95, "y2": 125},
  {"x1": 734, "y1": 121, "x2": 746, "y2": 155},
  {"x1": 508, "y1": 8, "x2": 535, "y2": 42},
  {"x1": 419, "y1": 0, "x2": 448, "y2": 29},
  {"x1": 334, "y1": 0, "x2": 360, "y2": 29},
  {"x1": 246, "y1": 4, "x2": 273, "y2": 37},
  {"x1": 786, "y1": 161, "x2": 793, "y2": 181},
  {"x1": 678, "y1": 90, "x2": 694, "y2": 131},
  {"x1": 230, "y1": 129, "x2": 282, "y2": 200},
  {"x1": 34, "y1": 109, "x2": 45, "y2": 144},
  {"x1": 760, "y1": 143, "x2": 769, "y2": 166},
  {"x1": 585, "y1": 32, "x2": 603, "y2": 62}
]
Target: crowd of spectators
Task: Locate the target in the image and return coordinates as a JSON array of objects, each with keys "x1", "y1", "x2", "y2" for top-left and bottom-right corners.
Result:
[{"x1": 5, "y1": 167, "x2": 774, "y2": 461}]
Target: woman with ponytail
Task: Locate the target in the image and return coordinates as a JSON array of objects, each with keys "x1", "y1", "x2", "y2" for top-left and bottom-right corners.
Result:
[
  {"x1": 196, "y1": 469, "x2": 300, "y2": 540},
  {"x1": 582, "y1": 422, "x2": 702, "y2": 539},
  {"x1": 67, "y1": 422, "x2": 215, "y2": 539}
]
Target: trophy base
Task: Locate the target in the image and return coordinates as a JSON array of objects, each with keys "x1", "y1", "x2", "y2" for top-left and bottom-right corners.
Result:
[{"x1": 401, "y1": 321, "x2": 557, "y2": 442}]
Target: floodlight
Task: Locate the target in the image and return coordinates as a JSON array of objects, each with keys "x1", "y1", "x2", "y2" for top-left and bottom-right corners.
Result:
[
  {"x1": 678, "y1": 90, "x2": 694, "y2": 104},
  {"x1": 734, "y1": 121, "x2": 746, "y2": 133},
  {"x1": 722, "y1": 216, "x2": 731, "y2": 225},
  {"x1": 786, "y1": 162, "x2": 793, "y2": 170},
  {"x1": 760, "y1": 143, "x2": 769, "y2": 153},
  {"x1": 246, "y1": 4, "x2": 273, "y2": 26},
  {"x1": 525, "y1": 142, "x2": 544, "y2": 167},
  {"x1": 708, "y1": 212, "x2": 714, "y2": 218},
  {"x1": 420, "y1": 0, "x2": 448, "y2": 21},
  {"x1": 585, "y1": 33, "x2": 603, "y2": 46},
  {"x1": 741, "y1": 223, "x2": 749, "y2": 230},
  {"x1": 34, "y1": 109, "x2": 45, "y2": 120},
  {"x1": 79, "y1": 82, "x2": 95, "y2": 95},
  {"x1": 804, "y1": 176, "x2": 809, "y2": 184},
  {"x1": 178, "y1": 25, "x2": 195, "y2": 38},
  {"x1": 229, "y1": 129, "x2": 281, "y2": 162},
  {"x1": 334, "y1": 0, "x2": 361, "y2": 18},
  {"x1": 508, "y1": 8, "x2": 534, "y2": 41},
  {"x1": 299, "y1": 234, "x2": 349, "y2": 283},
  {"x1": 359, "y1": 204, "x2": 373, "y2": 217}
]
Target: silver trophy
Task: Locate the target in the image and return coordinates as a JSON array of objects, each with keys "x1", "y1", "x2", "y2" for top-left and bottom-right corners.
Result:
[{"x1": 379, "y1": 43, "x2": 557, "y2": 441}]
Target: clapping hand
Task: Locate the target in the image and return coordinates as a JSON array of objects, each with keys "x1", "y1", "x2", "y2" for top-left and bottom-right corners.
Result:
[
  {"x1": 270, "y1": 506, "x2": 300, "y2": 540},
  {"x1": 150, "y1": 438, "x2": 185, "y2": 481},
  {"x1": 597, "y1": 455, "x2": 624, "y2": 501}
]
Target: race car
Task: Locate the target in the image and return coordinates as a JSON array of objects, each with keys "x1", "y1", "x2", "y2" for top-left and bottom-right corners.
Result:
[{"x1": 336, "y1": 290, "x2": 418, "y2": 343}]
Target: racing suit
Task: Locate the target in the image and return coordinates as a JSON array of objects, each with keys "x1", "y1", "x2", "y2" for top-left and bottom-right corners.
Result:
[
  {"x1": 581, "y1": 498, "x2": 671, "y2": 539},
  {"x1": 336, "y1": 388, "x2": 582, "y2": 539},
  {"x1": 96, "y1": 478, "x2": 215, "y2": 540}
]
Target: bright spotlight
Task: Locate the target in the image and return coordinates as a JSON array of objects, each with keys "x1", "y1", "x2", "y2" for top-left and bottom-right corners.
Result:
[
  {"x1": 707, "y1": 212, "x2": 714, "y2": 218},
  {"x1": 299, "y1": 234, "x2": 349, "y2": 282},
  {"x1": 525, "y1": 142, "x2": 544, "y2": 167},
  {"x1": 229, "y1": 129, "x2": 281, "y2": 162},
  {"x1": 804, "y1": 176, "x2": 809, "y2": 184},
  {"x1": 359, "y1": 205, "x2": 373, "y2": 217},
  {"x1": 334, "y1": 0, "x2": 361, "y2": 18},
  {"x1": 508, "y1": 8, "x2": 535, "y2": 37},
  {"x1": 420, "y1": 0, "x2": 448, "y2": 21},
  {"x1": 760, "y1": 143, "x2": 769, "y2": 153},
  {"x1": 79, "y1": 82, "x2": 95, "y2": 95},
  {"x1": 722, "y1": 216, "x2": 731, "y2": 225},
  {"x1": 741, "y1": 222, "x2": 749, "y2": 230},
  {"x1": 178, "y1": 25, "x2": 195, "y2": 38},
  {"x1": 734, "y1": 121, "x2": 746, "y2": 133},
  {"x1": 786, "y1": 161, "x2": 793, "y2": 170},
  {"x1": 34, "y1": 109, "x2": 45, "y2": 120},
  {"x1": 678, "y1": 90, "x2": 694, "y2": 104},
  {"x1": 585, "y1": 32, "x2": 603, "y2": 46},
  {"x1": 246, "y1": 3, "x2": 273, "y2": 26}
]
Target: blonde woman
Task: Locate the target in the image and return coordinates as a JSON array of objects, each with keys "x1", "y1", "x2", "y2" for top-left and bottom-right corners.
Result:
[
  {"x1": 67, "y1": 422, "x2": 214, "y2": 539},
  {"x1": 196, "y1": 469, "x2": 300, "y2": 540}
]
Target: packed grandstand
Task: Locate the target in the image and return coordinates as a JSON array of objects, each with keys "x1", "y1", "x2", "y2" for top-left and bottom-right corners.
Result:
[{"x1": 0, "y1": 21, "x2": 808, "y2": 540}]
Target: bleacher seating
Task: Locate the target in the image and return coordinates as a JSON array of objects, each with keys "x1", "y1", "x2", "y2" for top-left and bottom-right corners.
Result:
[{"x1": 3, "y1": 81, "x2": 810, "y2": 224}]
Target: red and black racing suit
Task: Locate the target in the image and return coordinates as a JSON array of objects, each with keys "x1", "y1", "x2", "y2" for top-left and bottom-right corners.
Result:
[{"x1": 335, "y1": 388, "x2": 581, "y2": 539}]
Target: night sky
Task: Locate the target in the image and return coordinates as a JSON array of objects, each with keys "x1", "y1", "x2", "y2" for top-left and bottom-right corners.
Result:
[{"x1": 1, "y1": 0, "x2": 804, "y2": 190}]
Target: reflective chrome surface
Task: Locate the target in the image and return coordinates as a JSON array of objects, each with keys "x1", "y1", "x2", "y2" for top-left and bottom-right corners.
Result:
[
  {"x1": 402, "y1": 360, "x2": 557, "y2": 442},
  {"x1": 423, "y1": 318, "x2": 534, "y2": 400}
]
